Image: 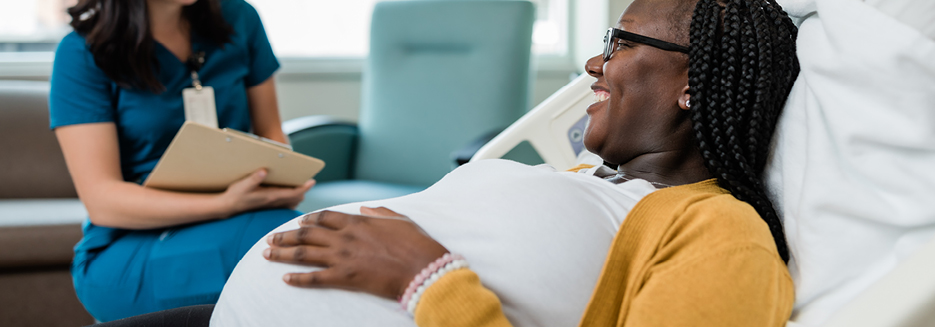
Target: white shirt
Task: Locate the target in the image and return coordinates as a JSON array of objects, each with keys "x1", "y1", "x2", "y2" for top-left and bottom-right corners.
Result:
[{"x1": 211, "y1": 159, "x2": 658, "y2": 327}]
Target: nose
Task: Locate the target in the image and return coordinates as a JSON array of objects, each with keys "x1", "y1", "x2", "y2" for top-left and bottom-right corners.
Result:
[{"x1": 585, "y1": 54, "x2": 604, "y2": 78}]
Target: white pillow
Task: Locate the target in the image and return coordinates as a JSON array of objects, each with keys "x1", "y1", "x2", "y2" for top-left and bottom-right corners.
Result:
[{"x1": 768, "y1": 0, "x2": 935, "y2": 325}]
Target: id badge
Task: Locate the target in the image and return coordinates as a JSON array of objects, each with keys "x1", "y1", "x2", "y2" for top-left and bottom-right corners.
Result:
[{"x1": 182, "y1": 86, "x2": 219, "y2": 128}]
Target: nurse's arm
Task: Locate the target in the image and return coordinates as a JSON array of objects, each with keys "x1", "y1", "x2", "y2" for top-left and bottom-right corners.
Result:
[
  {"x1": 246, "y1": 77, "x2": 288, "y2": 144},
  {"x1": 54, "y1": 122, "x2": 312, "y2": 229}
]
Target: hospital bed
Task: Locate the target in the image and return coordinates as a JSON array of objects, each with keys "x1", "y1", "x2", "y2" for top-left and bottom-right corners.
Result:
[
  {"x1": 469, "y1": 73, "x2": 935, "y2": 327},
  {"x1": 822, "y1": 235, "x2": 935, "y2": 326},
  {"x1": 471, "y1": 74, "x2": 593, "y2": 170}
]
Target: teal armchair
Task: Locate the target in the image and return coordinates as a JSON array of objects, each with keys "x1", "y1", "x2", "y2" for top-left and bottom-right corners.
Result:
[{"x1": 288, "y1": 0, "x2": 536, "y2": 213}]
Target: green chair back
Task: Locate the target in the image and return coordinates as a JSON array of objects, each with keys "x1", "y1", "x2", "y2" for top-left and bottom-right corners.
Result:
[{"x1": 354, "y1": 0, "x2": 535, "y2": 187}]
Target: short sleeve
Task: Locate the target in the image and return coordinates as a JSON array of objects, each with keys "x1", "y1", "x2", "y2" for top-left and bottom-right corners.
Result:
[
  {"x1": 240, "y1": 2, "x2": 280, "y2": 87},
  {"x1": 49, "y1": 32, "x2": 116, "y2": 129}
]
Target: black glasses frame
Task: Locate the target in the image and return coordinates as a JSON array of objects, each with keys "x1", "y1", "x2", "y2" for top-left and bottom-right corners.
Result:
[{"x1": 603, "y1": 28, "x2": 690, "y2": 61}]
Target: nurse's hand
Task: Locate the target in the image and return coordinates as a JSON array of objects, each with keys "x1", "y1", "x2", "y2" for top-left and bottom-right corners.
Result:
[
  {"x1": 263, "y1": 207, "x2": 448, "y2": 299},
  {"x1": 220, "y1": 169, "x2": 315, "y2": 216}
]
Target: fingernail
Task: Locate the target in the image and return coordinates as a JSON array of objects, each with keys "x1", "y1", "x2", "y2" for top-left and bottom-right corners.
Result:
[
  {"x1": 283, "y1": 274, "x2": 292, "y2": 283},
  {"x1": 267, "y1": 234, "x2": 276, "y2": 244},
  {"x1": 263, "y1": 248, "x2": 271, "y2": 259}
]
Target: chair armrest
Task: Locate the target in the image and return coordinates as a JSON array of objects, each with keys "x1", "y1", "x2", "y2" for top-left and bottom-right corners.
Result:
[
  {"x1": 284, "y1": 116, "x2": 359, "y2": 183},
  {"x1": 453, "y1": 128, "x2": 546, "y2": 167},
  {"x1": 451, "y1": 129, "x2": 503, "y2": 166}
]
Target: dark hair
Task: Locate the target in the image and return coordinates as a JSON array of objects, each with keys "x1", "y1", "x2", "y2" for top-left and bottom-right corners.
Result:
[
  {"x1": 687, "y1": 0, "x2": 799, "y2": 262},
  {"x1": 67, "y1": 0, "x2": 233, "y2": 93}
]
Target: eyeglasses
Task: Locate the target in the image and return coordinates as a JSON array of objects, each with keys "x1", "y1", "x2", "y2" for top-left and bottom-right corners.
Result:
[{"x1": 603, "y1": 27, "x2": 690, "y2": 61}]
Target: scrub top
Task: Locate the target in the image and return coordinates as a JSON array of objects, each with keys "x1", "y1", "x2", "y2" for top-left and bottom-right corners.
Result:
[{"x1": 48, "y1": 0, "x2": 280, "y2": 253}]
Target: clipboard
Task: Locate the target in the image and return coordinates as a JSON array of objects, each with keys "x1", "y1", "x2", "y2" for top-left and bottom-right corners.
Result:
[{"x1": 143, "y1": 121, "x2": 325, "y2": 192}]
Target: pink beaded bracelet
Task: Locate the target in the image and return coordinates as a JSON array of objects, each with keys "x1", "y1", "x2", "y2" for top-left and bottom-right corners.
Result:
[
  {"x1": 399, "y1": 253, "x2": 466, "y2": 313},
  {"x1": 405, "y1": 258, "x2": 469, "y2": 315}
]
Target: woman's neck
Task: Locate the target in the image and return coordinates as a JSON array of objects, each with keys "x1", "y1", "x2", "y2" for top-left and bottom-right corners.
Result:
[
  {"x1": 147, "y1": 0, "x2": 191, "y2": 61},
  {"x1": 148, "y1": 1, "x2": 186, "y2": 35},
  {"x1": 610, "y1": 146, "x2": 713, "y2": 188}
]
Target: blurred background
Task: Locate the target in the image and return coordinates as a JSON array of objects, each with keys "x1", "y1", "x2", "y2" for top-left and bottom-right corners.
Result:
[
  {"x1": 0, "y1": 1, "x2": 633, "y2": 325},
  {"x1": 0, "y1": 0, "x2": 632, "y2": 121}
]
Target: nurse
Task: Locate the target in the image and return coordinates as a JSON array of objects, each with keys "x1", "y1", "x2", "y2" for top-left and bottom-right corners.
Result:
[{"x1": 48, "y1": 0, "x2": 313, "y2": 321}]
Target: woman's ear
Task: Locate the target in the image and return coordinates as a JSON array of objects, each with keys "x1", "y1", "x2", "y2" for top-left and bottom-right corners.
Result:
[{"x1": 678, "y1": 85, "x2": 691, "y2": 110}]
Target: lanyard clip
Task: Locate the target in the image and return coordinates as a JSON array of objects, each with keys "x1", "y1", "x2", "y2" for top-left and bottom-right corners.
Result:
[
  {"x1": 188, "y1": 51, "x2": 206, "y2": 90},
  {"x1": 191, "y1": 71, "x2": 202, "y2": 90}
]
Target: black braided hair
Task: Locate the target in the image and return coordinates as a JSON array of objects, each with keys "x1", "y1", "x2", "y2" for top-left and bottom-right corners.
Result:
[{"x1": 686, "y1": 0, "x2": 799, "y2": 262}]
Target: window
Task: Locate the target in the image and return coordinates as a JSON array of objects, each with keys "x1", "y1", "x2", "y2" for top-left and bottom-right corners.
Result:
[
  {"x1": 0, "y1": 0, "x2": 75, "y2": 52},
  {"x1": 529, "y1": 0, "x2": 568, "y2": 55},
  {"x1": 0, "y1": 0, "x2": 570, "y2": 58},
  {"x1": 250, "y1": 0, "x2": 569, "y2": 58}
]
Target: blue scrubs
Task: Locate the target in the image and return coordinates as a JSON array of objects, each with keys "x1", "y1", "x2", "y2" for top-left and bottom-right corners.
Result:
[{"x1": 49, "y1": 0, "x2": 297, "y2": 321}]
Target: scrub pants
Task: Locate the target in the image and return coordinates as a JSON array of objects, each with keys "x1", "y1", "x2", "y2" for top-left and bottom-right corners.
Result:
[{"x1": 72, "y1": 209, "x2": 300, "y2": 322}]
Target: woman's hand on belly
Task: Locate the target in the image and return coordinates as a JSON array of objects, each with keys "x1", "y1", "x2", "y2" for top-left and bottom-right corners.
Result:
[
  {"x1": 219, "y1": 168, "x2": 315, "y2": 217},
  {"x1": 263, "y1": 207, "x2": 448, "y2": 299}
]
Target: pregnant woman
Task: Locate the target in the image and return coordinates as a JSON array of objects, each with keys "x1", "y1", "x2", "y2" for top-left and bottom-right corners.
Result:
[{"x1": 213, "y1": 0, "x2": 799, "y2": 326}]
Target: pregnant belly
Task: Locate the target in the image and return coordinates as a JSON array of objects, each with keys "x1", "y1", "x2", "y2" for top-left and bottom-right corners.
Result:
[{"x1": 211, "y1": 160, "x2": 646, "y2": 327}]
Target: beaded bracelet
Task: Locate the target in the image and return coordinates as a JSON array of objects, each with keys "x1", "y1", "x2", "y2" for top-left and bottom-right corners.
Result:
[
  {"x1": 399, "y1": 253, "x2": 469, "y2": 315},
  {"x1": 406, "y1": 258, "x2": 469, "y2": 315}
]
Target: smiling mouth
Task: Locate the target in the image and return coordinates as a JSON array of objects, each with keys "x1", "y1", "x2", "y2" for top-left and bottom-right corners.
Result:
[{"x1": 593, "y1": 90, "x2": 610, "y2": 104}]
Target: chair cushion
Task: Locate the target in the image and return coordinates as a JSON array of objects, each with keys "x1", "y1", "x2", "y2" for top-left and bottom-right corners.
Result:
[
  {"x1": 0, "y1": 199, "x2": 87, "y2": 269},
  {"x1": 0, "y1": 224, "x2": 83, "y2": 269},
  {"x1": 296, "y1": 180, "x2": 426, "y2": 213}
]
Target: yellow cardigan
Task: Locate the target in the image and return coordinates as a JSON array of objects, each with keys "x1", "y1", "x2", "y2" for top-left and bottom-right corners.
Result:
[{"x1": 415, "y1": 179, "x2": 794, "y2": 327}]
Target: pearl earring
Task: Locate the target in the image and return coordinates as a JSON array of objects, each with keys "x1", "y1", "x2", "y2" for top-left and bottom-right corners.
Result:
[{"x1": 686, "y1": 99, "x2": 691, "y2": 108}]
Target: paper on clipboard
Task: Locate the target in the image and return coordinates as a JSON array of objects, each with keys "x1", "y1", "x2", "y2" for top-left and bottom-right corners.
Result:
[{"x1": 143, "y1": 122, "x2": 325, "y2": 192}]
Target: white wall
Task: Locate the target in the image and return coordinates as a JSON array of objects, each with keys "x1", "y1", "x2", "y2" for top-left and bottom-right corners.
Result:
[
  {"x1": 571, "y1": 0, "x2": 633, "y2": 74},
  {"x1": 275, "y1": 72, "x2": 363, "y2": 122}
]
